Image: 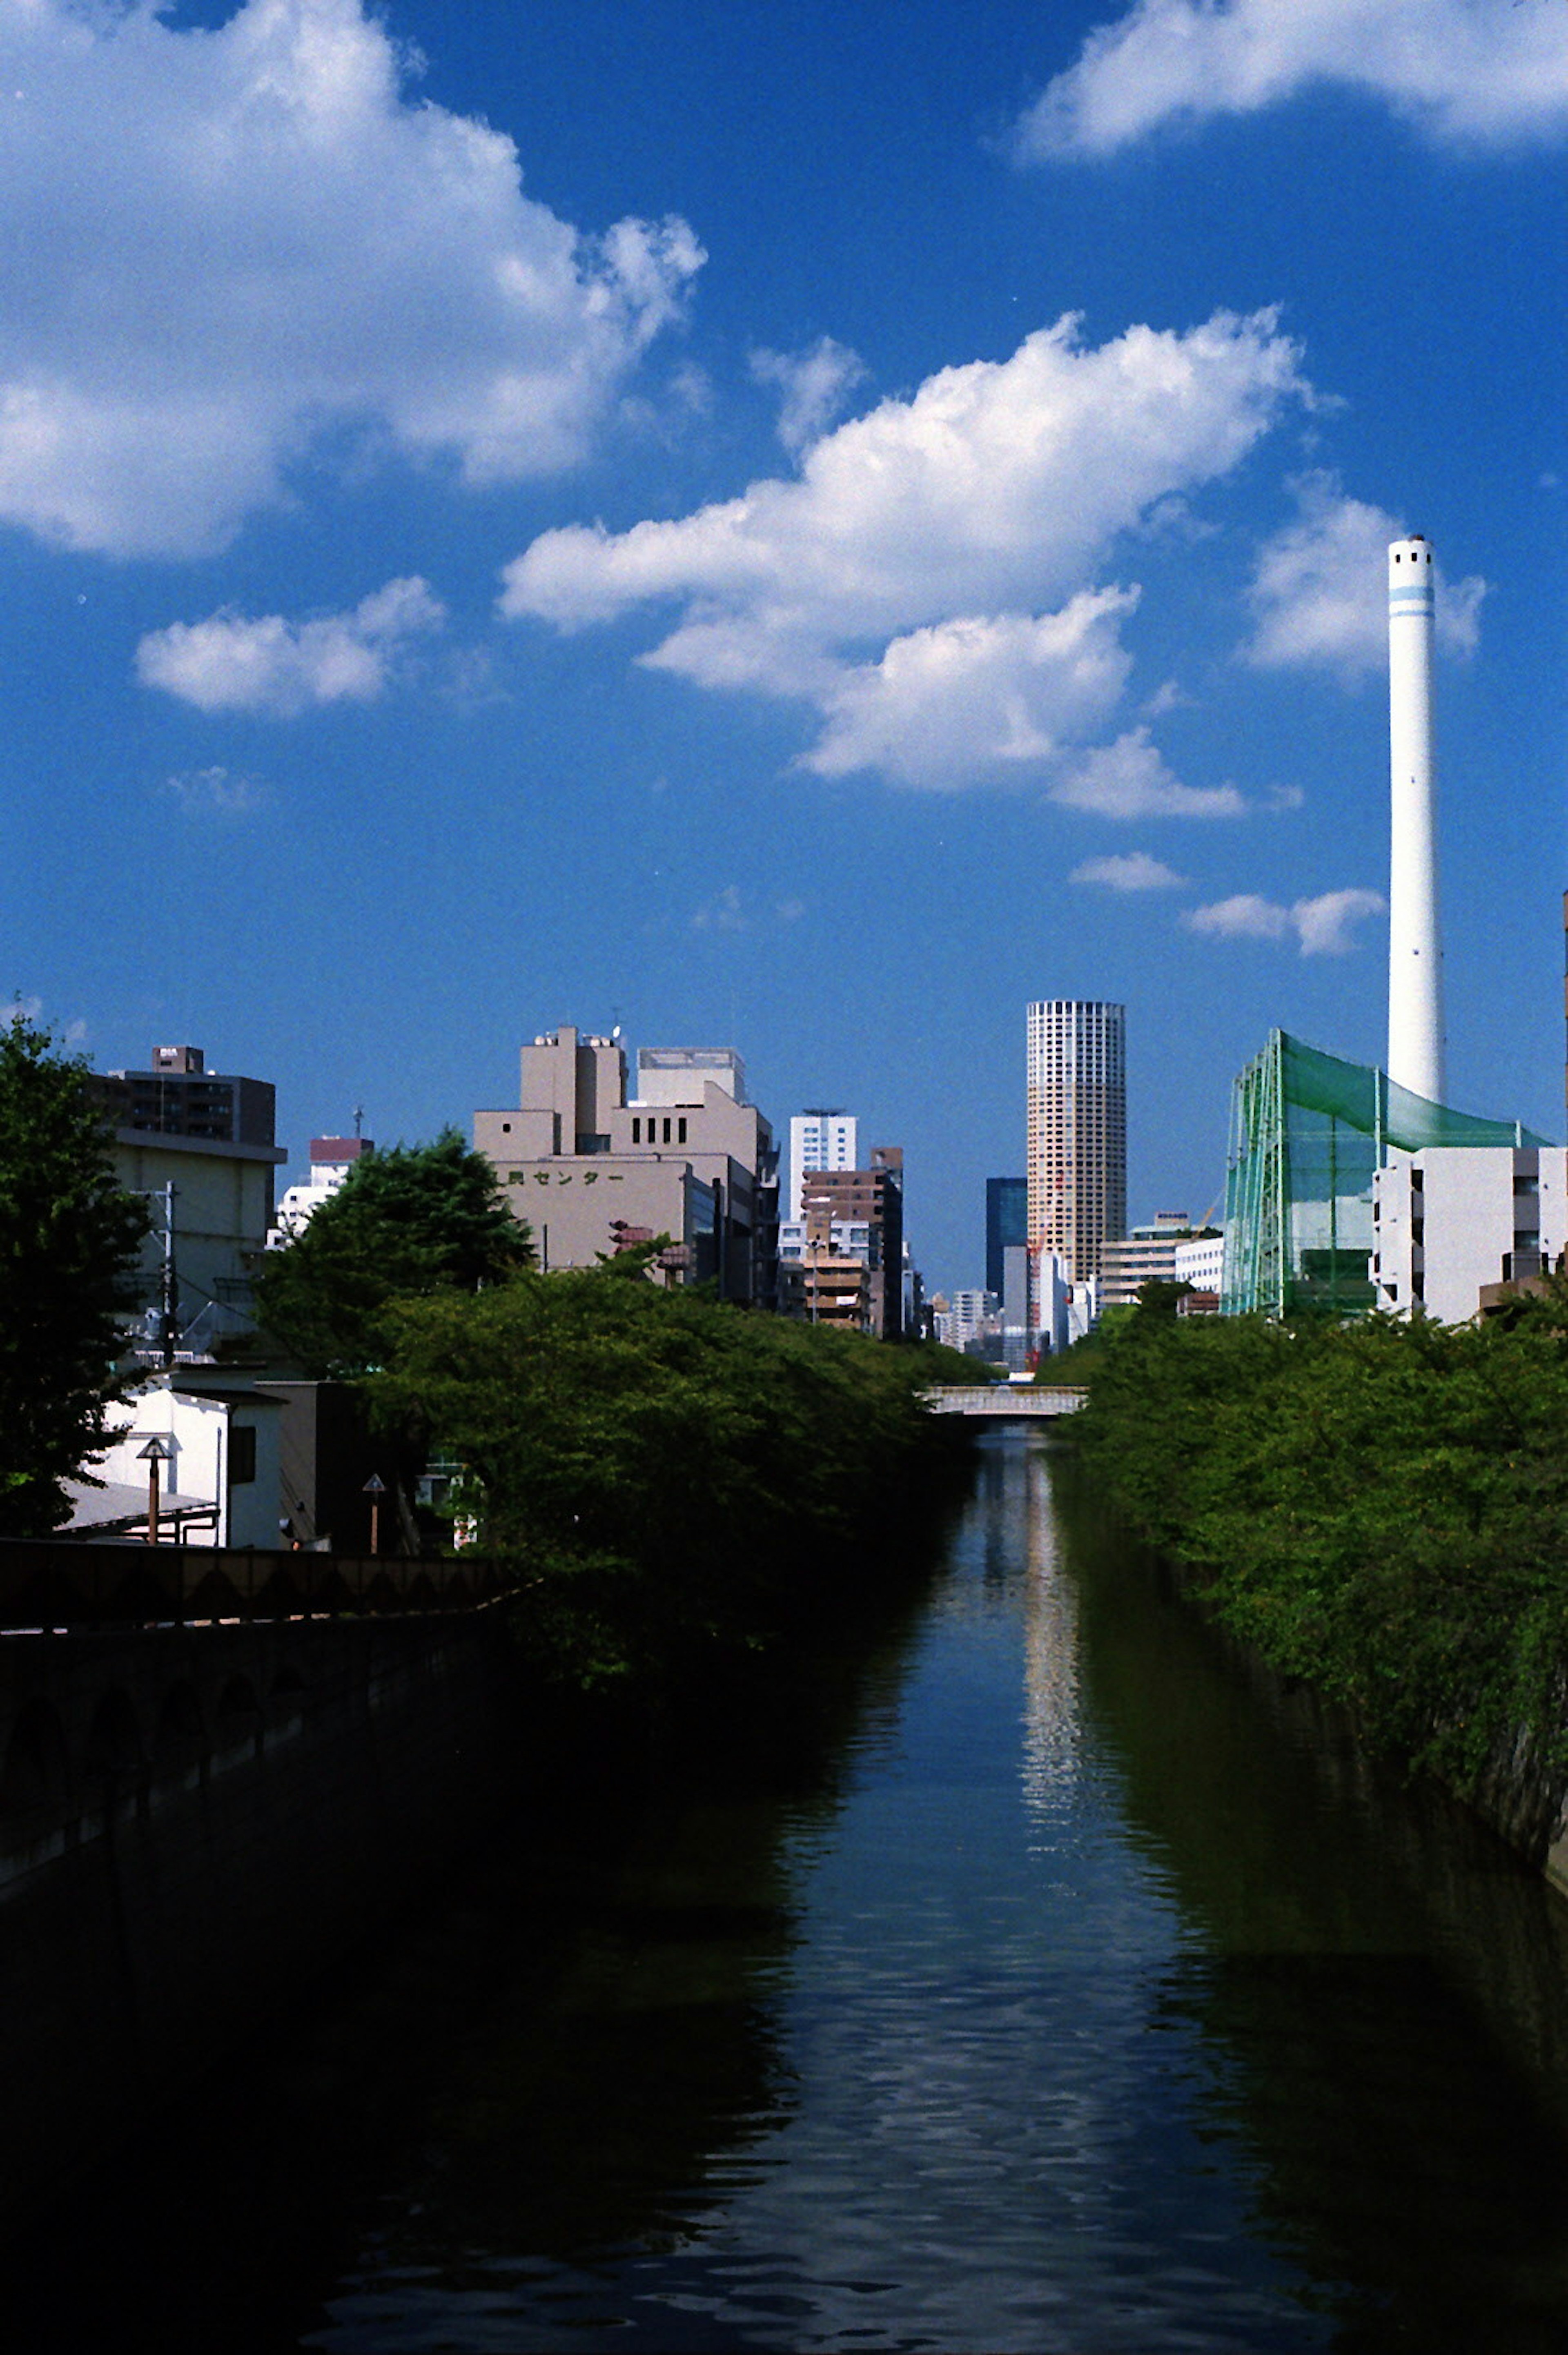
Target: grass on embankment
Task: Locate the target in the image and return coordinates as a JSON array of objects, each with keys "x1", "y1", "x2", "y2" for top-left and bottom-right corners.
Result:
[{"x1": 1060, "y1": 1295, "x2": 1568, "y2": 1801}]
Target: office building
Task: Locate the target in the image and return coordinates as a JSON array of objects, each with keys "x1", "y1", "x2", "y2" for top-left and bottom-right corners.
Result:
[
  {"x1": 270, "y1": 1134, "x2": 374, "y2": 1245},
  {"x1": 1026, "y1": 1001, "x2": 1126, "y2": 1285},
  {"x1": 476, "y1": 1025, "x2": 777, "y2": 1301},
  {"x1": 87, "y1": 1043, "x2": 286, "y2": 1353},
  {"x1": 985, "y1": 1177, "x2": 1027, "y2": 1301},
  {"x1": 1372, "y1": 1145, "x2": 1568, "y2": 1323},
  {"x1": 788, "y1": 1109, "x2": 858, "y2": 1221},
  {"x1": 783, "y1": 1146, "x2": 904, "y2": 1337}
]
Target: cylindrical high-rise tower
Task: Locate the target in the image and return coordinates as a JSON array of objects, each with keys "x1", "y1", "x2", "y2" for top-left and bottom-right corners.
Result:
[{"x1": 1387, "y1": 533, "x2": 1444, "y2": 1103}]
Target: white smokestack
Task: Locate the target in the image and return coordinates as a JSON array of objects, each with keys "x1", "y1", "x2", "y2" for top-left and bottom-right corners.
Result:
[{"x1": 1387, "y1": 534, "x2": 1444, "y2": 1103}]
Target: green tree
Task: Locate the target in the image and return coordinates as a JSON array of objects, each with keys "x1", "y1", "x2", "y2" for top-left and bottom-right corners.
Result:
[
  {"x1": 253, "y1": 1129, "x2": 532, "y2": 1377},
  {"x1": 0, "y1": 1014, "x2": 148, "y2": 1534},
  {"x1": 367, "y1": 1267, "x2": 945, "y2": 1690}
]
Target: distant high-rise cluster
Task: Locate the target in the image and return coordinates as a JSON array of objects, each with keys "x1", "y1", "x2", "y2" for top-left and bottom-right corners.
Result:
[{"x1": 1026, "y1": 1001, "x2": 1126, "y2": 1285}]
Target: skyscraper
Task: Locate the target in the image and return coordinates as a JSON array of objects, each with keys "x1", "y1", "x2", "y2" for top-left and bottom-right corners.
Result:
[
  {"x1": 984, "y1": 1176, "x2": 1027, "y2": 1299},
  {"x1": 1026, "y1": 1001, "x2": 1126, "y2": 1284}
]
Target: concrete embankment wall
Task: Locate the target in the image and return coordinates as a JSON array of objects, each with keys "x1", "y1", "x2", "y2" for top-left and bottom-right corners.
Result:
[{"x1": 0, "y1": 1609, "x2": 522, "y2": 2229}]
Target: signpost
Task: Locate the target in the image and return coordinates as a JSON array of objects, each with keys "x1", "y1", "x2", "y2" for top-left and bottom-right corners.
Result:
[{"x1": 137, "y1": 1435, "x2": 173, "y2": 1545}]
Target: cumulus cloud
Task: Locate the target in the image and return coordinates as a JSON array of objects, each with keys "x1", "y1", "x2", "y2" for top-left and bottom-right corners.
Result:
[
  {"x1": 808, "y1": 596, "x2": 1137, "y2": 787},
  {"x1": 0, "y1": 0, "x2": 702, "y2": 557},
  {"x1": 1070, "y1": 850, "x2": 1188, "y2": 891},
  {"x1": 138, "y1": 577, "x2": 445, "y2": 715},
  {"x1": 751, "y1": 337, "x2": 869, "y2": 457},
  {"x1": 1246, "y1": 473, "x2": 1486, "y2": 677},
  {"x1": 1184, "y1": 884, "x2": 1385, "y2": 952},
  {"x1": 503, "y1": 308, "x2": 1305, "y2": 788},
  {"x1": 1051, "y1": 727, "x2": 1246, "y2": 818},
  {"x1": 1013, "y1": 0, "x2": 1568, "y2": 160}
]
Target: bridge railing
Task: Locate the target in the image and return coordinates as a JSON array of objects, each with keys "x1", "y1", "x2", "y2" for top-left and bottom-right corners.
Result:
[
  {"x1": 0, "y1": 1538, "x2": 518, "y2": 1631},
  {"x1": 920, "y1": 1386, "x2": 1086, "y2": 1415}
]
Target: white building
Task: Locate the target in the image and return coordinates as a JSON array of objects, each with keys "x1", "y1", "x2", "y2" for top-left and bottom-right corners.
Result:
[
  {"x1": 270, "y1": 1134, "x2": 374, "y2": 1246},
  {"x1": 1372, "y1": 1145, "x2": 1568, "y2": 1323},
  {"x1": 1027, "y1": 1002, "x2": 1126, "y2": 1285},
  {"x1": 69, "y1": 1372, "x2": 285, "y2": 1547},
  {"x1": 788, "y1": 1109, "x2": 858, "y2": 1221},
  {"x1": 1174, "y1": 1231, "x2": 1226, "y2": 1294}
]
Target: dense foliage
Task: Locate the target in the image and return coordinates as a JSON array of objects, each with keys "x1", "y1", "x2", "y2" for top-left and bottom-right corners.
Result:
[
  {"x1": 368, "y1": 1264, "x2": 962, "y2": 1693},
  {"x1": 0, "y1": 1015, "x2": 147, "y2": 1534},
  {"x1": 254, "y1": 1130, "x2": 532, "y2": 1377},
  {"x1": 1065, "y1": 1297, "x2": 1568, "y2": 1794}
]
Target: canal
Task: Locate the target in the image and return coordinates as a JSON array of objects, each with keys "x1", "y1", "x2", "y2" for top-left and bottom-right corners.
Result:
[{"x1": 10, "y1": 1426, "x2": 1568, "y2": 2350}]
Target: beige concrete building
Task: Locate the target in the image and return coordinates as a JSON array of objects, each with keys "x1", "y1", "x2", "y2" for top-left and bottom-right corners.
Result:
[
  {"x1": 1099, "y1": 1215, "x2": 1218, "y2": 1309},
  {"x1": 476, "y1": 1028, "x2": 778, "y2": 1300},
  {"x1": 87, "y1": 1045, "x2": 286, "y2": 1352}
]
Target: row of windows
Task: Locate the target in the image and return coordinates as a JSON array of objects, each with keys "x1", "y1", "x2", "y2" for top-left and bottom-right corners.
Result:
[{"x1": 631, "y1": 1116, "x2": 687, "y2": 1145}]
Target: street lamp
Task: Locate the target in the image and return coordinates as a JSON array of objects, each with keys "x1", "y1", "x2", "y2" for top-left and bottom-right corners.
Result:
[{"x1": 137, "y1": 1435, "x2": 173, "y2": 1545}]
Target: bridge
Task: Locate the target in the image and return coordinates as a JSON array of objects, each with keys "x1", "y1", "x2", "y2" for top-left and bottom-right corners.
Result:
[{"x1": 922, "y1": 1386, "x2": 1085, "y2": 1419}]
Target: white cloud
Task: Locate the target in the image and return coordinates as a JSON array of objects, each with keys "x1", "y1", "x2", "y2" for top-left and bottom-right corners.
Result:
[
  {"x1": 502, "y1": 308, "x2": 1305, "y2": 788},
  {"x1": 1292, "y1": 885, "x2": 1387, "y2": 955},
  {"x1": 0, "y1": 0, "x2": 702, "y2": 557},
  {"x1": 138, "y1": 576, "x2": 445, "y2": 715},
  {"x1": 1013, "y1": 0, "x2": 1568, "y2": 160},
  {"x1": 163, "y1": 765, "x2": 270, "y2": 816},
  {"x1": 1051, "y1": 727, "x2": 1246, "y2": 819},
  {"x1": 1247, "y1": 473, "x2": 1486, "y2": 677},
  {"x1": 1070, "y1": 850, "x2": 1189, "y2": 891},
  {"x1": 1184, "y1": 884, "x2": 1385, "y2": 952},
  {"x1": 691, "y1": 885, "x2": 747, "y2": 932},
  {"x1": 808, "y1": 596, "x2": 1137, "y2": 787},
  {"x1": 2, "y1": 994, "x2": 43, "y2": 1025},
  {"x1": 751, "y1": 337, "x2": 868, "y2": 457}
]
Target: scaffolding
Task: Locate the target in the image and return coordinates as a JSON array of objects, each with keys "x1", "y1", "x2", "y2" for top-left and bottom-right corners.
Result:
[{"x1": 1223, "y1": 1030, "x2": 1544, "y2": 1318}]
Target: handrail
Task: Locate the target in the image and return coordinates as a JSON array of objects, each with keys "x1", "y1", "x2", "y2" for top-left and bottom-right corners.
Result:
[{"x1": 0, "y1": 1538, "x2": 519, "y2": 1631}]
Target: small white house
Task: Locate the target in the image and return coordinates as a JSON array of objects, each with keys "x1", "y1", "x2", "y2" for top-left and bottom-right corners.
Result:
[{"x1": 70, "y1": 1372, "x2": 285, "y2": 1546}]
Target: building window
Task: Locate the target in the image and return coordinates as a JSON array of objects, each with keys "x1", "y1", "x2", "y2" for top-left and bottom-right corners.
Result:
[
  {"x1": 678, "y1": 1117, "x2": 688, "y2": 1144},
  {"x1": 229, "y1": 1426, "x2": 257, "y2": 1486}
]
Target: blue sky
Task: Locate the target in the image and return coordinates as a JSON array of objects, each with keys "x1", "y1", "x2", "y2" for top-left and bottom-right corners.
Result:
[{"x1": 4, "y1": 0, "x2": 1565, "y2": 1290}]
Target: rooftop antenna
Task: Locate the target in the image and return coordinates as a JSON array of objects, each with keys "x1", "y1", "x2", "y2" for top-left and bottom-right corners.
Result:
[{"x1": 353, "y1": 1103, "x2": 364, "y2": 1139}]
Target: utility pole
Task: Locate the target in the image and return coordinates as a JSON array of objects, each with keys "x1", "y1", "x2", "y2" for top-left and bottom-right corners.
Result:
[{"x1": 158, "y1": 1181, "x2": 178, "y2": 1367}]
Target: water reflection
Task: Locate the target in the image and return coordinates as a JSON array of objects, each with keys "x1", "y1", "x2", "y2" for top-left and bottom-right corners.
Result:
[
  {"x1": 1057, "y1": 1454, "x2": 1568, "y2": 2349},
  {"x1": 1019, "y1": 1436, "x2": 1081, "y2": 1816},
  {"x1": 9, "y1": 1434, "x2": 1568, "y2": 2351}
]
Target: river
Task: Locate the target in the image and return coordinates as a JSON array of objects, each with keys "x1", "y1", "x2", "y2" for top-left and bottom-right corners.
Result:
[{"x1": 9, "y1": 1427, "x2": 1568, "y2": 2351}]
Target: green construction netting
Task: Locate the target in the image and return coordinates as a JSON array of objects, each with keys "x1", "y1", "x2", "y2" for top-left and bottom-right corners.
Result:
[{"x1": 1223, "y1": 1031, "x2": 1550, "y2": 1319}]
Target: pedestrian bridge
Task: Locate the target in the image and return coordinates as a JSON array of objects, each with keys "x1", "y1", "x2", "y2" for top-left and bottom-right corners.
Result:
[{"x1": 922, "y1": 1386, "x2": 1085, "y2": 1419}]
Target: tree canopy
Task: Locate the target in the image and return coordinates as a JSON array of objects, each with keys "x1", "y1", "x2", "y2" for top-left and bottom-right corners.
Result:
[
  {"x1": 1064, "y1": 1299, "x2": 1568, "y2": 1797},
  {"x1": 367, "y1": 1266, "x2": 955, "y2": 1691},
  {"x1": 0, "y1": 1014, "x2": 147, "y2": 1534},
  {"x1": 252, "y1": 1129, "x2": 532, "y2": 1377}
]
